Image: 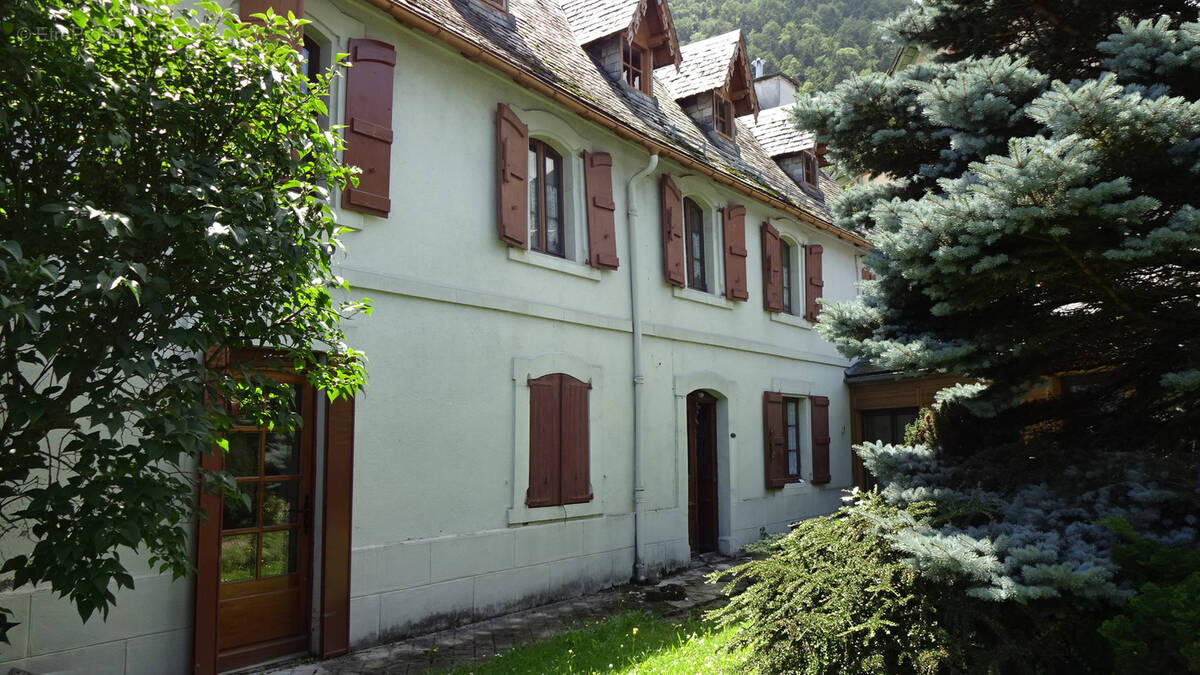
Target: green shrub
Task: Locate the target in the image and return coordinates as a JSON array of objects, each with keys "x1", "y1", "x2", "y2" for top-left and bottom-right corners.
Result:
[
  {"x1": 709, "y1": 494, "x2": 966, "y2": 674},
  {"x1": 1099, "y1": 520, "x2": 1200, "y2": 673}
]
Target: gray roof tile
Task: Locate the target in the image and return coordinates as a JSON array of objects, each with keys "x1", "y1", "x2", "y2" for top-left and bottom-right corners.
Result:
[
  {"x1": 560, "y1": 0, "x2": 639, "y2": 45},
  {"x1": 738, "y1": 104, "x2": 816, "y2": 158},
  {"x1": 653, "y1": 29, "x2": 742, "y2": 100}
]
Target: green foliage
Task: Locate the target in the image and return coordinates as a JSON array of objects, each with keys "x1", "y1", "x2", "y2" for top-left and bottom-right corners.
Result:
[
  {"x1": 710, "y1": 495, "x2": 966, "y2": 674},
  {"x1": 0, "y1": 0, "x2": 368, "y2": 639},
  {"x1": 1099, "y1": 519, "x2": 1200, "y2": 673},
  {"x1": 801, "y1": 8, "x2": 1200, "y2": 451},
  {"x1": 669, "y1": 0, "x2": 911, "y2": 96}
]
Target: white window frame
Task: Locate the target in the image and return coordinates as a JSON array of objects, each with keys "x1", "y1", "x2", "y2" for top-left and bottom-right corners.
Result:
[{"x1": 509, "y1": 353, "x2": 604, "y2": 525}]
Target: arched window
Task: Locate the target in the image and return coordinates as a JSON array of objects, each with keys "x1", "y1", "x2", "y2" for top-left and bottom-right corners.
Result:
[
  {"x1": 684, "y1": 197, "x2": 707, "y2": 291},
  {"x1": 528, "y1": 138, "x2": 566, "y2": 257}
]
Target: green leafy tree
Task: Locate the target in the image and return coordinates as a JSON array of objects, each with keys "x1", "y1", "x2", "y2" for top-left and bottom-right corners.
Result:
[
  {"x1": 0, "y1": 0, "x2": 368, "y2": 639},
  {"x1": 797, "y1": 0, "x2": 1200, "y2": 451},
  {"x1": 669, "y1": 0, "x2": 911, "y2": 95}
]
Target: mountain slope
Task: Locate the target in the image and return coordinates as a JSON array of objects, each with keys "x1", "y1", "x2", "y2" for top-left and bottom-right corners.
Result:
[{"x1": 670, "y1": 0, "x2": 912, "y2": 95}]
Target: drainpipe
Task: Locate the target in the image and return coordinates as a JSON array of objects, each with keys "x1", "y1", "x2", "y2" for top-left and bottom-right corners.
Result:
[{"x1": 627, "y1": 152, "x2": 658, "y2": 583}]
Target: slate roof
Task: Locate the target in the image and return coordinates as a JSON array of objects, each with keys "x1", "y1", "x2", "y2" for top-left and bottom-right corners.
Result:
[
  {"x1": 738, "y1": 104, "x2": 816, "y2": 158},
  {"x1": 654, "y1": 29, "x2": 743, "y2": 100},
  {"x1": 361, "y1": 0, "x2": 858, "y2": 237},
  {"x1": 560, "y1": 0, "x2": 639, "y2": 45}
]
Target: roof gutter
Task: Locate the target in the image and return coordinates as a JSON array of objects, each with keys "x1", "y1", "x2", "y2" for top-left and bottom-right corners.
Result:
[{"x1": 361, "y1": 0, "x2": 870, "y2": 248}]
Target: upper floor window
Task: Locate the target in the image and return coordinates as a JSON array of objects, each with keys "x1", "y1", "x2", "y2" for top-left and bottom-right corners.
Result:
[
  {"x1": 713, "y1": 93, "x2": 734, "y2": 138},
  {"x1": 802, "y1": 151, "x2": 819, "y2": 189},
  {"x1": 684, "y1": 197, "x2": 707, "y2": 292},
  {"x1": 528, "y1": 138, "x2": 565, "y2": 257},
  {"x1": 780, "y1": 240, "x2": 793, "y2": 314},
  {"x1": 623, "y1": 42, "x2": 651, "y2": 95}
]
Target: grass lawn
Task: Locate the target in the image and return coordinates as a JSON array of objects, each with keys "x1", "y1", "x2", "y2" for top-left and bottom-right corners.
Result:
[{"x1": 443, "y1": 611, "x2": 746, "y2": 674}]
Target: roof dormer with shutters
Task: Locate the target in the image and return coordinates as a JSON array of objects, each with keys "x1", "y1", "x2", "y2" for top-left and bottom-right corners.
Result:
[
  {"x1": 740, "y1": 74, "x2": 831, "y2": 201},
  {"x1": 561, "y1": 0, "x2": 682, "y2": 98},
  {"x1": 654, "y1": 30, "x2": 758, "y2": 142}
]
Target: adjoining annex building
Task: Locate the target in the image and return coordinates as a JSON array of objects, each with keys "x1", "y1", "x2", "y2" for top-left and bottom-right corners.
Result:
[{"x1": 0, "y1": 0, "x2": 891, "y2": 672}]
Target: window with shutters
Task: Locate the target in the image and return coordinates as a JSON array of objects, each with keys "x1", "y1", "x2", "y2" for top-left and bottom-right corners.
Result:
[
  {"x1": 684, "y1": 198, "x2": 707, "y2": 292},
  {"x1": 764, "y1": 390, "x2": 829, "y2": 488},
  {"x1": 510, "y1": 354, "x2": 603, "y2": 525},
  {"x1": 528, "y1": 139, "x2": 566, "y2": 258},
  {"x1": 526, "y1": 373, "x2": 591, "y2": 507}
]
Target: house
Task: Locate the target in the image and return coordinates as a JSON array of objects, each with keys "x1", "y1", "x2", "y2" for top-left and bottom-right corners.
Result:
[{"x1": 0, "y1": 0, "x2": 873, "y2": 672}]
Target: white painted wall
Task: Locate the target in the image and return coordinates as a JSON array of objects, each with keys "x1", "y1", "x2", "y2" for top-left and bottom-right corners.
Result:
[{"x1": 0, "y1": 0, "x2": 865, "y2": 670}]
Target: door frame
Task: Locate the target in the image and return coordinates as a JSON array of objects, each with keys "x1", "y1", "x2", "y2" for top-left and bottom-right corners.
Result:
[
  {"x1": 672, "y1": 372, "x2": 735, "y2": 555},
  {"x1": 194, "y1": 350, "x2": 355, "y2": 674}
]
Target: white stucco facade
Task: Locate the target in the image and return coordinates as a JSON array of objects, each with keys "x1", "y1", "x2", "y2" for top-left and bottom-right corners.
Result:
[{"x1": 0, "y1": 0, "x2": 868, "y2": 671}]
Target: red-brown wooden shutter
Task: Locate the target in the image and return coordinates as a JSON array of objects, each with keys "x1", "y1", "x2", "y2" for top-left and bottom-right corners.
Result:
[
  {"x1": 861, "y1": 266, "x2": 876, "y2": 281},
  {"x1": 560, "y1": 376, "x2": 592, "y2": 504},
  {"x1": 723, "y1": 205, "x2": 749, "y2": 301},
  {"x1": 804, "y1": 244, "x2": 824, "y2": 322},
  {"x1": 661, "y1": 174, "x2": 685, "y2": 287},
  {"x1": 321, "y1": 394, "x2": 355, "y2": 657},
  {"x1": 583, "y1": 151, "x2": 619, "y2": 269},
  {"x1": 763, "y1": 391, "x2": 787, "y2": 489},
  {"x1": 527, "y1": 374, "x2": 560, "y2": 507},
  {"x1": 341, "y1": 39, "x2": 395, "y2": 218},
  {"x1": 761, "y1": 222, "x2": 783, "y2": 312},
  {"x1": 497, "y1": 103, "x2": 530, "y2": 248},
  {"x1": 810, "y1": 395, "x2": 831, "y2": 484}
]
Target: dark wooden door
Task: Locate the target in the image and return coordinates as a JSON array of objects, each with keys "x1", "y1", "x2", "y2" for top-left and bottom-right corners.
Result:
[
  {"x1": 687, "y1": 391, "x2": 719, "y2": 553},
  {"x1": 214, "y1": 381, "x2": 316, "y2": 671}
]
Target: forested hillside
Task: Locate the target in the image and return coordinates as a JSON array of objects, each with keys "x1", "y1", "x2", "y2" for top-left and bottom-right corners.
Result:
[{"x1": 670, "y1": 0, "x2": 912, "y2": 95}]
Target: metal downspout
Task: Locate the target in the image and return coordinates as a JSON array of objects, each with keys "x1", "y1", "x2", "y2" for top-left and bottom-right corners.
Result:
[{"x1": 627, "y1": 152, "x2": 659, "y2": 583}]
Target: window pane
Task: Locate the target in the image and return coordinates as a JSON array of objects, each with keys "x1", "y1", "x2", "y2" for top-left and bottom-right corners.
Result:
[
  {"x1": 788, "y1": 449, "x2": 798, "y2": 476},
  {"x1": 222, "y1": 482, "x2": 259, "y2": 531},
  {"x1": 862, "y1": 411, "x2": 895, "y2": 444},
  {"x1": 220, "y1": 533, "x2": 258, "y2": 583},
  {"x1": 225, "y1": 431, "x2": 260, "y2": 477},
  {"x1": 528, "y1": 144, "x2": 540, "y2": 248},
  {"x1": 262, "y1": 480, "x2": 299, "y2": 527},
  {"x1": 261, "y1": 530, "x2": 298, "y2": 578},
  {"x1": 264, "y1": 429, "x2": 300, "y2": 476},
  {"x1": 544, "y1": 151, "x2": 563, "y2": 256},
  {"x1": 786, "y1": 400, "x2": 797, "y2": 426},
  {"x1": 781, "y1": 243, "x2": 792, "y2": 313}
]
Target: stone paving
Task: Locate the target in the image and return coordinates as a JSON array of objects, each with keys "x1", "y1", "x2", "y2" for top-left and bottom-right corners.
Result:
[{"x1": 266, "y1": 553, "x2": 748, "y2": 675}]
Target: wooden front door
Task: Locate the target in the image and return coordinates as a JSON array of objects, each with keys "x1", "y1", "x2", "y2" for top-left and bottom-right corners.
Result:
[
  {"x1": 214, "y1": 381, "x2": 316, "y2": 671},
  {"x1": 686, "y1": 391, "x2": 719, "y2": 553}
]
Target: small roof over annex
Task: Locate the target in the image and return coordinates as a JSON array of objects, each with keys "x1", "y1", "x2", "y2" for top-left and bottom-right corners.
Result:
[
  {"x1": 655, "y1": 29, "x2": 758, "y2": 119},
  {"x1": 561, "y1": 0, "x2": 682, "y2": 70}
]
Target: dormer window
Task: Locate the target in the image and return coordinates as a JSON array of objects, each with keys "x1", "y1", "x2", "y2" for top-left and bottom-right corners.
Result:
[
  {"x1": 713, "y1": 93, "x2": 734, "y2": 138},
  {"x1": 802, "y1": 151, "x2": 819, "y2": 189},
  {"x1": 623, "y1": 41, "x2": 651, "y2": 95}
]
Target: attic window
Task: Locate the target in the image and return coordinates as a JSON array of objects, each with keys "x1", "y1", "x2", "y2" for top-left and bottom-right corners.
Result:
[
  {"x1": 478, "y1": 0, "x2": 507, "y2": 12},
  {"x1": 713, "y1": 93, "x2": 734, "y2": 138},
  {"x1": 623, "y1": 42, "x2": 651, "y2": 95},
  {"x1": 802, "y1": 151, "x2": 819, "y2": 188}
]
